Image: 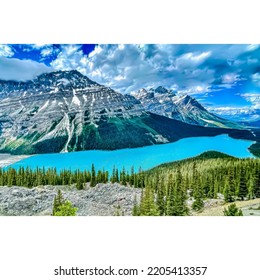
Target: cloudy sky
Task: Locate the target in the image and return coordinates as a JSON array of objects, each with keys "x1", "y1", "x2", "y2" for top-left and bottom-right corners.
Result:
[{"x1": 0, "y1": 44, "x2": 259, "y2": 120}]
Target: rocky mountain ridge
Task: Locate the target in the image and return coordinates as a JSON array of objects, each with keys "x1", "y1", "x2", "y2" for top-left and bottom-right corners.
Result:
[
  {"x1": 0, "y1": 70, "x2": 149, "y2": 153},
  {"x1": 131, "y1": 86, "x2": 241, "y2": 129}
]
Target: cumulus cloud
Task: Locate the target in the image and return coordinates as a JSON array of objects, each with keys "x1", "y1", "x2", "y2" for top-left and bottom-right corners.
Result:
[
  {"x1": 240, "y1": 93, "x2": 260, "y2": 109},
  {"x1": 0, "y1": 57, "x2": 53, "y2": 81},
  {"x1": 41, "y1": 48, "x2": 54, "y2": 57},
  {"x1": 209, "y1": 106, "x2": 260, "y2": 121},
  {"x1": 222, "y1": 73, "x2": 239, "y2": 84},
  {"x1": 0, "y1": 45, "x2": 14, "y2": 57},
  {"x1": 252, "y1": 73, "x2": 260, "y2": 86},
  {"x1": 49, "y1": 44, "x2": 260, "y2": 96},
  {"x1": 51, "y1": 45, "x2": 85, "y2": 73},
  {"x1": 209, "y1": 106, "x2": 252, "y2": 114},
  {"x1": 50, "y1": 44, "x2": 218, "y2": 94}
]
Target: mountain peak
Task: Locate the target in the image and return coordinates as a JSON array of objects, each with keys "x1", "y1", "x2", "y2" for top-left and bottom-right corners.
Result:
[
  {"x1": 174, "y1": 94, "x2": 206, "y2": 111},
  {"x1": 36, "y1": 70, "x2": 96, "y2": 85},
  {"x1": 0, "y1": 70, "x2": 145, "y2": 154},
  {"x1": 133, "y1": 86, "x2": 240, "y2": 129},
  {"x1": 154, "y1": 86, "x2": 169, "y2": 94}
]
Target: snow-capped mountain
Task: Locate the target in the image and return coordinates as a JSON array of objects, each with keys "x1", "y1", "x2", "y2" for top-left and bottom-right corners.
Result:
[
  {"x1": 131, "y1": 87, "x2": 241, "y2": 129},
  {"x1": 0, "y1": 70, "x2": 146, "y2": 154},
  {"x1": 0, "y1": 71, "x2": 252, "y2": 155}
]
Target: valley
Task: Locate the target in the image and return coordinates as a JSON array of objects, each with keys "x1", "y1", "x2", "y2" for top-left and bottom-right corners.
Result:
[
  {"x1": 0, "y1": 70, "x2": 256, "y2": 155},
  {"x1": 0, "y1": 70, "x2": 259, "y2": 216}
]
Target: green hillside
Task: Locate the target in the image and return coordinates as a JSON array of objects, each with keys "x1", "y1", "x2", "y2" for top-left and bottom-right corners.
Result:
[
  {"x1": 133, "y1": 151, "x2": 260, "y2": 216},
  {"x1": 0, "y1": 113, "x2": 255, "y2": 155},
  {"x1": 248, "y1": 129, "x2": 260, "y2": 157}
]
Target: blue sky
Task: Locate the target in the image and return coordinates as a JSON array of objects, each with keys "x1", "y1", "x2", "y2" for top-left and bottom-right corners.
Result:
[{"x1": 0, "y1": 44, "x2": 259, "y2": 120}]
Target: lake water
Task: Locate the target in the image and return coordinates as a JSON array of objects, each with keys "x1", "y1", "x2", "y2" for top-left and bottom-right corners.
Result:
[{"x1": 8, "y1": 134, "x2": 255, "y2": 174}]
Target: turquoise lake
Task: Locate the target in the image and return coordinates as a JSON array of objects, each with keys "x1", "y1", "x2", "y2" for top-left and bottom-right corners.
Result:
[{"x1": 9, "y1": 135, "x2": 255, "y2": 174}]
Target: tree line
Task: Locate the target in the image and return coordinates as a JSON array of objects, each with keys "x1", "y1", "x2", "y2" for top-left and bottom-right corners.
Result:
[
  {"x1": 0, "y1": 164, "x2": 143, "y2": 189},
  {"x1": 1, "y1": 153, "x2": 260, "y2": 216}
]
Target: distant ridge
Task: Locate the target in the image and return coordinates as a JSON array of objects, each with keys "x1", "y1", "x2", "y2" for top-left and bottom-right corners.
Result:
[{"x1": 131, "y1": 87, "x2": 241, "y2": 129}]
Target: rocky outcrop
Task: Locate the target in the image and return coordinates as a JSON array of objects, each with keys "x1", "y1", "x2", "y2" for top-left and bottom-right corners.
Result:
[
  {"x1": 131, "y1": 86, "x2": 241, "y2": 129},
  {"x1": 0, "y1": 70, "x2": 148, "y2": 154},
  {"x1": 0, "y1": 183, "x2": 141, "y2": 216}
]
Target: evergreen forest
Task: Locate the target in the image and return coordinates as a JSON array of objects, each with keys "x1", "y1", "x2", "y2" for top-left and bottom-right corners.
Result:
[{"x1": 0, "y1": 151, "x2": 259, "y2": 216}]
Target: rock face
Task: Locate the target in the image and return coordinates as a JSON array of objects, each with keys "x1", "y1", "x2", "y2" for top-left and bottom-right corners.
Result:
[
  {"x1": 0, "y1": 184, "x2": 141, "y2": 216},
  {"x1": 0, "y1": 70, "x2": 149, "y2": 154},
  {"x1": 131, "y1": 86, "x2": 241, "y2": 129}
]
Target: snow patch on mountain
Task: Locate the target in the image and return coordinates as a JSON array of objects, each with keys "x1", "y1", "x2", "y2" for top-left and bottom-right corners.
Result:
[{"x1": 131, "y1": 86, "x2": 241, "y2": 129}]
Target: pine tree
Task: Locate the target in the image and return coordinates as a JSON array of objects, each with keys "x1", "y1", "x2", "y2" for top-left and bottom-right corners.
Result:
[
  {"x1": 223, "y1": 203, "x2": 243, "y2": 216},
  {"x1": 130, "y1": 166, "x2": 135, "y2": 187},
  {"x1": 90, "y1": 164, "x2": 96, "y2": 187},
  {"x1": 238, "y1": 165, "x2": 247, "y2": 200},
  {"x1": 156, "y1": 179, "x2": 165, "y2": 215},
  {"x1": 120, "y1": 167, "x2": 127, "y2": 186},
  {"x1": 191, "y1": 164, "x2": 204, "y2": 211},
  {"x1": 52, "y1": 189, "x2": 77, "y2": 216},
  {"x1": 192, "y1": 178, "x2": 204, "y2": 211},
  {"x1": 223, "y1": 178, "x2": 234, "y2": 202},
  {"x1": 228, "y1": 167, "x2": 236, "y2": 198},
  {"x1": 247, "y1": 175, "x2": 255, "y2": 200},
  {"x1": 253, "y1": 165, "x2": 260, "y2": 198},
  {"x1": 76, "y1": 173, "x2": 84, "y2": 190},
  {"x1": 132, "y1": 194, "x2": 140, "y2": 216},
  {"x1": 139, "y1": 186, "x2": 159, "y2": 216},
  {"x1": 174, "y1": 175, "x2": 189, "y2": 215},
  {"x1": 166, "y1": 174, "x2": 175, "y2": 215},
  {"x1": 52, "y1": 189, "x2": 65, "y2": 215}
]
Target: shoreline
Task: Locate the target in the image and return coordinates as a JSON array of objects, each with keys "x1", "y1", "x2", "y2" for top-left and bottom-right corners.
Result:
[{"x1": 0, "y1": 154, "x2": 31, "y2": 168}]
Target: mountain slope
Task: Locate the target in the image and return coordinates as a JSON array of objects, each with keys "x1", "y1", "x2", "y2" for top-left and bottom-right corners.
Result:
[
  {"x1": 0, "y1": 70, "x2": 150, "y2": 154},
  {"x1": 131, "y1": 87, "x2": 241, "y2": 129},
  {"x1": 0, "y1": 71, "x2": 254, "y2": 155},
  {"x1": 240, "y1": 119, "x2": 260, "y2": 128}
]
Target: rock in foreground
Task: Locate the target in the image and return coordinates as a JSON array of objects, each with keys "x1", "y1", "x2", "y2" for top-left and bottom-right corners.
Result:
[{"x1": 0, "y1": 183, "x2": 141, "y2": 216}]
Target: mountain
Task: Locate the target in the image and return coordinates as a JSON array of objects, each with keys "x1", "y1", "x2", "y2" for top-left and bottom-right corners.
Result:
[
  {"x1": 131, "y1": 87, "x2": 241, "y2": 129},
  {"x1": 240, "y1": 119, "x2": 260, "y2": 128},
  {"x1": 0, "y1": 71, "x2": 254, "y2": 155}
]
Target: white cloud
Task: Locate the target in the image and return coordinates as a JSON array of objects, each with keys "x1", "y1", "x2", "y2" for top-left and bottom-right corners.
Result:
[
  {"x1": 0, "y1": 45, "x2": 14, "y2": 57},
  {"x1": 246, "y1": 44, "x2": 259, "y2": 51},
  {"x1": 208, "y1": 106, "x2": 260, "y2": 121},
  {"x1": 175, "y1": 51, "x2": 211, "y2": 68},
  {"x1": 0, "y1": 57, "x2": 53, "y2": 81},
  {"x1": 49, "y1": 44, "x2": 259, "y2": 95},
  {"x1": 51, "y1": 45, "x2": 85, "y2": 74},
  {"x1": 222, "y1": 73, "x2": 239, "y2": 84},
  {"x1": 209, "y1": 106, "x2": 251, "y2": 114},
  {"x1": 240, "y1": 93, "x2": 260, "y2": 109},
  {"x1": 51, "y1": 44, "x2": 215, "y2": 94},
  {"x1": 41, "y1": 48, "x2": 53, "y2": 57},
  {"x1": 32, "y1": 44, "x2": 49, "y2": 49},
  {"x1": 252, "y1": 73, "x2": 260, "y2": 85}
]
